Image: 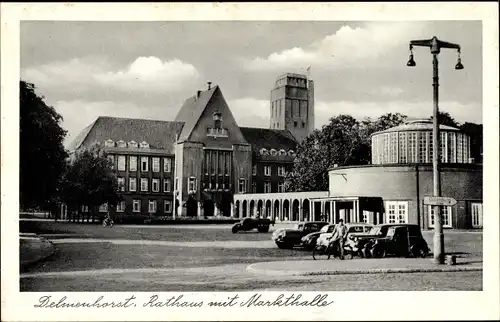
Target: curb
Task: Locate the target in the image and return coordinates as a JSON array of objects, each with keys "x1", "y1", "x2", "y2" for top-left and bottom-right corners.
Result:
[
  {"x1": 20, "y1": 236, "x2": 56, "y2": 268},
  {"x1": 246, "y1": 264, "x2": 483, "y2": 277}
]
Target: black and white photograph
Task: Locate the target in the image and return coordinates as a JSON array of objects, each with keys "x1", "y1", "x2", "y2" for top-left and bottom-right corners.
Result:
[{"x1": 2, "y1": 2, "x2": 499, "y2": 321}]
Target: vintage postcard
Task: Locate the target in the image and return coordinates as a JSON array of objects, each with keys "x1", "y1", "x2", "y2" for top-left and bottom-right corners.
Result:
[{"x1": 1, "y1": 2, "x2": 499, "y2": 321}]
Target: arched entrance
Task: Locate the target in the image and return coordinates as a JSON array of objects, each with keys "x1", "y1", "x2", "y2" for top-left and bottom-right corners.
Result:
[
  {"x1": 283, "y1": 200, "x2": 290, "y2": 221},
  {"x1": 274, "y1": 200, "x2": 280, "y2": 221},
  {"x1": 235, "y1": 200, "x2": 240, "y2": 218},
  {"x1": 242, "y1": 200, "x2": 248, "y2": 218},
  {"x1": 257, "y1": 200, "x2": 264, "y2": 217},
  {"x1": 303, "y1": 199, "x2": 310, "y2": 221},
  {"x1": 203, "y1": 199, "x2": 214, "y2": 217},
  {"x1": 186, "y1": 195, "x2": 198, "y2": 217},
  {"x1": 265, "y1": 200, "x2": 272, "y2": 218},
  {"x1": 249, "y1": 200, "x2": 255, "y2": 217},
  {"x1": 292, "y1": 199, "x2": 300, "y2": 221}
]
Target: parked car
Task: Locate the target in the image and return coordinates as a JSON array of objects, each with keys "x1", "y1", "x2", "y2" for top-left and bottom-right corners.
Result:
[
  {"x1": 232, "y1": 217, "x2": 274, "y2": 233},
  {"x1": 356, "y1": 224, "x2": 430, "y2": 258},
  {"x1": 301, "y1": 224, "x2": 336, "y2": 250},
  {"x1": 272, "y1": 221, "x2": 328, "y2": 249},
  {"x1": 315, "y1": 222, "x2": 373, "y2": 250}
]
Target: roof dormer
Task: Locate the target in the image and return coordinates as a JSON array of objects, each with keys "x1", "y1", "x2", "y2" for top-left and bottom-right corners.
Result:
[
  {"x1": 116, "y1": 140, "x2": 126, "y2": 148},
  {"x1": 139, "y1": 141, "x2": 150, "y2": 149},
  {"x1": 128, "y1": 140, "x2": 138, "y2": 148},
  {"x1": 104, "y1": 139, "x2": 115, "y2": 147}
]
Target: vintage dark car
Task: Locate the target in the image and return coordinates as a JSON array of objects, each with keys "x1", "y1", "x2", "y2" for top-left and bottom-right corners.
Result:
[
  {"x1": 232, "y1": 217, "x2": 275, "y2": 233},
  {"x1": 354, "y1": 224, "x2": 430, "y2": 258},
  {"x1": 272, "y1": 221, "x2": 328, "y2": 249},
  {"x1": 300, "y1": 224, "x2": 336, "y2": 250}
]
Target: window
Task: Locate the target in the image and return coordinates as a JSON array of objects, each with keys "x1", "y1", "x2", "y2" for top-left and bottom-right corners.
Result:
[
  {"x1": 279, "y1": 149, "x2": 287, "y2": 156},
  {"x1": 408, "y1": 132, "x2": 417, "y2": 163},
  {"x1": 117, "y1": 177, "x2": 125, "y2": 191},
  {"x1": 252, "y1": 165, "x2": 257, "y2": 175},
  {"x1": 252, "y1": 181, "x2": 257, "y2": 193},
  {"x1": 418, "y1": 132, "x2": 427, "y2": 163},
  {"x1": 107, "y1": 155, "x2": 115, "y2": 169},
  {"x1": 449, "y1": 132, "x2": 456, "y2": 163},
  {"x1": 429, "y1": 206, "x2": 452, "y2": 228},
  {"x1": 105, "y1": 139, "x2": 114, "y2": 147},
  {"x1": 270, "y1": 149, "x2": 277, "y2": 156},
  {"x1": 238, "y1": 179, "x2": 246, "y2": 193},
  {"x1": 129, "y1": 178, "x2": 137, "y2": 192},
  {"x1": 264, "y1": 165, "x2": 271, "y2": 176},
  {"x1": 278, "y1": 181, "x2": 285, "y2": 193},
  {"x1": 164, "y1": 200, "x2": 172, "y2": 213},
  {"x1": 163, "y1": 157, "x2": 172, "y2": 172},
  {"x1": 141, "y1": 157, "x2": 149, "y2": 172},
  {"x1": 99, "y1": 203, "x2": 108, "y2": 212},
  {"x1": 152, "y1": 157, "x2": 160, "y2": 172},
  {"x1": 117, "y1": 140, "x2": 126, "y2": 148},
  {"x1": 117, "y1": 201, "x2": 125, "y2": 212},
  {"x1": 294, "y1": 121, "x2": 298, "y2": 127},
  {"x1": 129, "y1": 140, "x2": 138, "y2": 148},
  {"x1": 149, "y1": 200, "x2": 157, "y2": 213},
  {"x1": 163, "y1": 179, "x2": 171, "y2": 192},
  {"x1": 260, "y1": 148, "x2": 268, "y2": 156},
  {"x1": 278, "y1": 166, "x2": 285, "y2": 176},
  {"x1": 129, "y1": 156, "x2": 137, "y2": 171},
  {"x1": 264, "y1": 182, "x2": 271, "y2": 193},
  {"x1": 116, "y1": 155, "x2": 125, "y2": 171},
  {"x1": 398, "y1": 132, "x2": 407, "y2": 163},
  {"x1": 440, "y1": 132, "x2": 448, "y2": 163},
  {"x1": 457, "y1": 133, "x2": 464, "y2": 163},
  {"x1": 141, "y1": 178, "x2": 148, "y2": 192},
  {"x1": 133, "y1": 200, "x2": 141, "y2": 212},
  {"x1": 175, "y1": 177, "x2": 179, "y2": 190},
  {"x1": 428, "y1": 132, "x2": 434, "y2": 162},
  {"x1": 362, "y1": 211, "x2": 370, "y2": 223},
  {"x1": 385, "y1": 201, "x2": 408, "y2": 224},
  {"x1": 471, "y1": 203, "x2": 483, "y2": 228},
  {"x1": 188, "y1": 177, "x2": 196, "y2": 192},
  {"x1": 152, "y1": 179, "x2": 159, "y2": 192}
]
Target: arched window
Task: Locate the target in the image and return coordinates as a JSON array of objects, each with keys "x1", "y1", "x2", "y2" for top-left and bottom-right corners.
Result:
[
  {"x1": 279, "y1": 149, "x2": 287, "y2": 156},
  {"x1": 129, "y1": 140, "x2": 138, "y2": 148},
  {"x1": 104, "y1": 139, "x2": 115, "y2": 147},
  {"x1": 116, "y1": 140, "x2": 126, "y2": 148},
  {"x1": 270, "y1": 149, "x2": 277, "y2": 156}
]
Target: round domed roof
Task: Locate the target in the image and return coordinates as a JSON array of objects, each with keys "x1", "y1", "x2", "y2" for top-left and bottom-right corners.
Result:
[{"x1": 372, "y1": 118, "x2": 460, "y2": 136}]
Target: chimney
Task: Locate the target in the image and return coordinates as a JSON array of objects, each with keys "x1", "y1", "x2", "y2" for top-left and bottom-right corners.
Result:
[{"x1": 207, "y1": 81, "x2": 212, "y2": 90}]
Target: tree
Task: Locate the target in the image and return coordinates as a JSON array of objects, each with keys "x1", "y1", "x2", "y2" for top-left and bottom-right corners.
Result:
[
  {"x1": 432, "y1": 111, "x2": 460, "y2": 128},
  {"x1": 460, "y1": 122, "x2": 483, "y2": 163},
  {"x1": 20, "y1": 80, "x2": 68, "y2": 210},
  {"x1": 61, "y1": 144, "x2": 120, "y2": 219}
]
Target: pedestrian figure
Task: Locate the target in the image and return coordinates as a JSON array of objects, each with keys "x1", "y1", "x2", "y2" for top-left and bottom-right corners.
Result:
[{"x1": 329, "y1": 219, "x2": 348, "y2": 259}]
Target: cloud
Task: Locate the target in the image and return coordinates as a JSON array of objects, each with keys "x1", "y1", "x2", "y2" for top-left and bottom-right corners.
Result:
[
  {"x1": 243, "y1": 22, "x2": 428, "y2": 71},
  {"x1": 22, "y1": 56, "x2": 200, "y2": 94},
  {"x1": 227, "y1": 98, "x2": 270, "y2": 128},
  {"x1": 314, "y1": 100, "x2": 482, "y2": 129}
]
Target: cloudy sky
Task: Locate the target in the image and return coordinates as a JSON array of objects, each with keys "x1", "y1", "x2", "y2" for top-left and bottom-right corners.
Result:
[{"x1": 20, "y1": 21, "x2": 482, "y2": 146}]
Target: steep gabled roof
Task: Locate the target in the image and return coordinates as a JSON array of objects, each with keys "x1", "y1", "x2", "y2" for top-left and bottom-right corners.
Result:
[
  {"x1": 67, "y1": 116, "x2": 185, "y2": 154},
  {"x1": 175, "y1": 85, "x2": 218, "y2": 142},
  {"x1": 66, "y1": 119, "x2": 97, "y2": 151},
  {"x1": 239, "y1": 127, "x2": 298, "y2": 152}
]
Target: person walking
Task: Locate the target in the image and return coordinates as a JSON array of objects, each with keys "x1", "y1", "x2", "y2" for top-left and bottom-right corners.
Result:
[{"x1": 329, "y1": 219, "x2": 349, "y2": 259}]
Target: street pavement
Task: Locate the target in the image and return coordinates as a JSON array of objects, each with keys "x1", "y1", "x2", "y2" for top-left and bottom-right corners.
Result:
[{"x1": 19, "y1": 221, "x2": 483, "y2": 291}]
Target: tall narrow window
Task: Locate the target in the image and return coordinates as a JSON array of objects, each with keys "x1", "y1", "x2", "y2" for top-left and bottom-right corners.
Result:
[
  {"x1": 440, "y1": 132, "x2": 448, "y2": 163},
  {"x1": 141, "y1": 157, "x2": 149, "y2": 172},
  {"x1": 264, "y1": 165, "x2": 271, "y2": 176},
  {"x1": 418, "y1": 133, "x2": 426, "y2": 163},
  {"x1": 152, "y1": 178, "x2": 159, "y2": 192},
  {"x1": 117, "y1": 155, "x2": 126, "y2": 171},
  {"x1": 278, "y1": 181, "x2": 285, "y2": 193},
  {"x1": 163, "y1": 179, "x2": 171, "y2": 192},
  {"x1": 108, "y1": 155, "x2": 115, "y2": 169},
  {"x1": 117, "y1": 177, "x2": 125, "y2": 191},
  {"x1": 152, "y1": 157, "x2": 160, "y2": 172},
  {"x1": 141, "y1": 178, "x2": 148, "y2": 192},
  {"x1": 252, "y1": 165, "x2": 257, "y2": 175},
  {"x1": 264, "y1": 182, "x2": 271, "y2": 193},
  {"x1": 252, "y1": 181, "x2": 257, "y2": 193},
  {"x1": 163, "y1": 157, "x2": 172, "y2": 172},
  {"x1": 133, "y1": 200, "x2": 141, "y2": 212},
  {"x1": 164, "y1": 200, "x2": 172, "y2": 213},
  {"x1": 408, "y1": 132, "x2": 417, "y2": 163},
  {"x1": 188, "y1": 177, "x2": 196, "y2": 192},
  {"x1": 238, "y1": 179, "x2": 246, "y2": 193},
  {"x1": 129, "y1": 156, "x2": 137, "y2": 172},
  {"x1": 457, "y1": 133, "x2": 463, "y2": 163},
  {"x1": 398, "y1": 132, "x2": 407, "y2": 163},
  {"x1": 129, "y1": 178, "x2": 137, "y2": 192},
  {"x1": 148, "y1": 200, "x2": 157, "y2": 213},
  {"x1": 117, "y1": 201, "x2": 125, "y2": 212}
]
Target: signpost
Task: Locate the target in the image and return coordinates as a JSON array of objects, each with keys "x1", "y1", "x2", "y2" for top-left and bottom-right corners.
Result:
[{"x1": 424, "y1": 196, "x2": 457, "y2": 207}]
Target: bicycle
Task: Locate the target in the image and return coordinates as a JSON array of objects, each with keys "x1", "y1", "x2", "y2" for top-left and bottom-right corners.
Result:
[{"x1": 312, "y1": 238, "x2": 354, "y2": 260}]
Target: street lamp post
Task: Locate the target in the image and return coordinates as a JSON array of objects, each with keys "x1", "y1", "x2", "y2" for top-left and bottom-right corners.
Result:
[{"x1": 407, "y1": 36, "x2": 464, "y2": 265}]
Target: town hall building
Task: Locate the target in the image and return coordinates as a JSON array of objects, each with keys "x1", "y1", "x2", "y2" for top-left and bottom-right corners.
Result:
[{"x1": 68, "y1": 73, "x2": 314, "y2": 220}]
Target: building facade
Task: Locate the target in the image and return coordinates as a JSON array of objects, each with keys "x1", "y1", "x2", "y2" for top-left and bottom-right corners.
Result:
[
  {"x1": 327, "y1": 119, "x2": 483, "y2": 229},
  {"x1": 270, "y1": 73, "x2": 315, "y2": 142},
  {"x1": 68, "y1": 75, "x2": 314, "y2": 220}
]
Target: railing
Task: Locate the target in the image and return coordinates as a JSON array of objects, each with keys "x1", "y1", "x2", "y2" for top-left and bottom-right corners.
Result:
[{"x1": 207, "y1": 128, "x2": 229, "y2": 137}]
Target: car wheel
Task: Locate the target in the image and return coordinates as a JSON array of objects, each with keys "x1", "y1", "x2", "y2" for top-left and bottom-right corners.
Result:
[
  {"x1": 257, "y1": 226, "x2": 269, "y2": 233},
  {"x1": 370, "y1": 246, "x2": 386, "y2": 258},
  {"x1": 231, "y1": 226, "x2": 239, "y2": 234},
  {"x1": 313, "y1": 245, "x2": 329, "y2": 260},
  {"x1": 362, "y1": 246, "x2": 371, "y2": 258}
]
